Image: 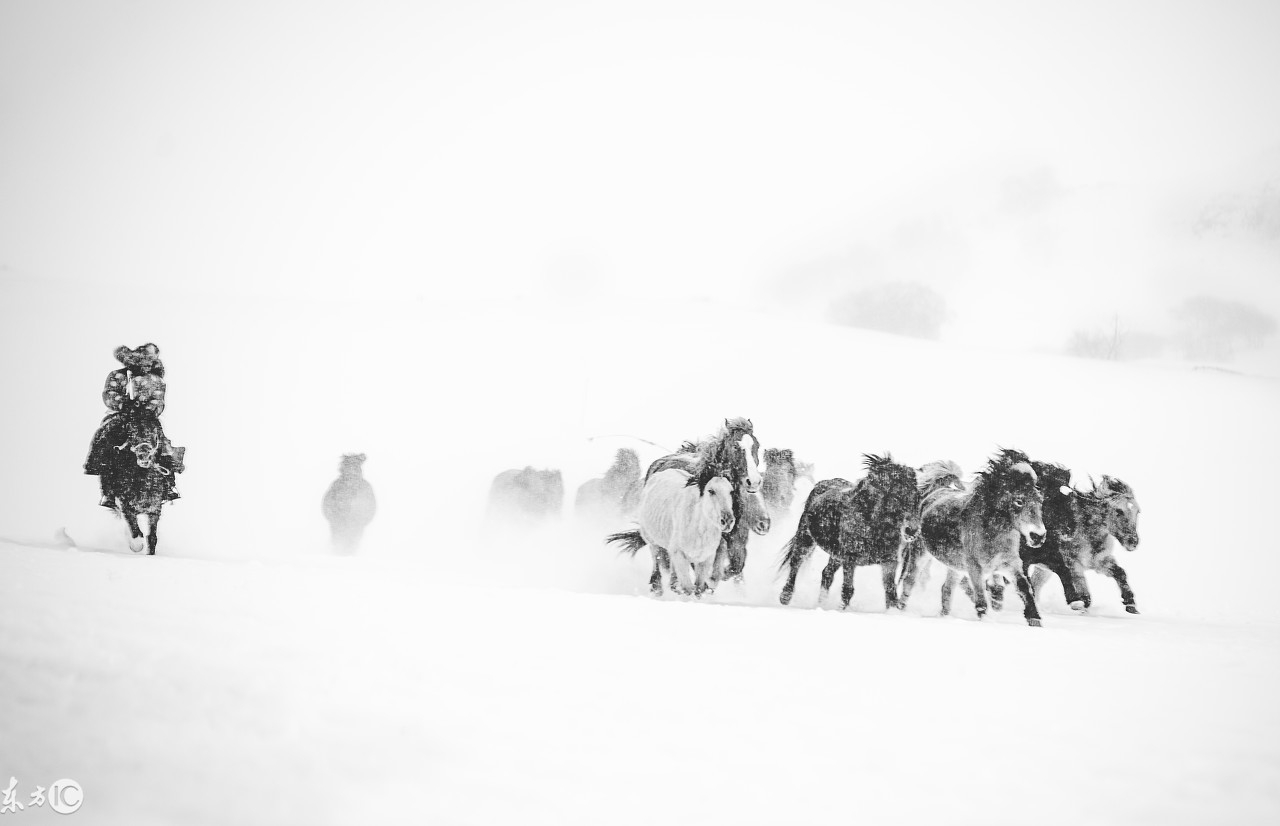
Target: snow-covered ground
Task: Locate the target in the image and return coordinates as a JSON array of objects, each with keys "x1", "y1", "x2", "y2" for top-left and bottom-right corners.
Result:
[{"x1": 2, "y1": 284, "x2": 1279, "y2": 824}]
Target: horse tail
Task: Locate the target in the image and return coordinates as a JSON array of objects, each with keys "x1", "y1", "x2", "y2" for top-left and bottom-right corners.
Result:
[
  {"x1": 776, "y1": 530, "x2": 813, "y2": 578},
  {"x1": 605, "y1": 528, "x2": 646, "y2": 556}
]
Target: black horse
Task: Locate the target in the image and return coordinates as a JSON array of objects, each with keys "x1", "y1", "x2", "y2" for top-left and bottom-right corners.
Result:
[
  {"x1": 904, "y1": 449, "x2": 1048, "y2": 626},
  {"x1": 778, "y1": 454, "x2": 920, "y2": 610},
  {"x1": 101, "y1": 402, "x2": 179, "y2": 555}
]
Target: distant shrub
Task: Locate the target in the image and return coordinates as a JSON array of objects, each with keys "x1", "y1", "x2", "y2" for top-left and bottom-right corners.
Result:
[
  {"x1": 1066, "y1": 318, "x2": 1167, "y2": 362},
  {"x1": 1172, "y1": 296, "x2": 1276, "y2": 362},
  {"x1": 1066, "y1": 327, "x2": 1122, "y2": 361},
  {"x1": 828, "y1": 281, "x2": 946, "y2": 340}
]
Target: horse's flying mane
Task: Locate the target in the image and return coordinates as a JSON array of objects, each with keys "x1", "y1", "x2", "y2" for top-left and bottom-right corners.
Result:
[
  {"x1": 861, "y1": 452, "x2": 895, "y2": 474},
  {"x1": 918, "y1": 459, "x2": 964, "y2": 494},
  {"x1": 1094, "y1": 474, "x2": 1134, "y2": 498},
  {"x1": 970, "y1": 448, "x2": 1035, "y2": 498}
]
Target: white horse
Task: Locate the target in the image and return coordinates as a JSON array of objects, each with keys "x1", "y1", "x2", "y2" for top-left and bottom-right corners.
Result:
[
  {"x1": 608, "y1": 465, "x2": 735, "y2": 597},
  {"x1": 639, "y1": 468, "x2": 736, "y2": 596}
]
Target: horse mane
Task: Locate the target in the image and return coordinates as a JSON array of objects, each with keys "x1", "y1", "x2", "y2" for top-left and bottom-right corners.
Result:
[
  {"x1": 1096, "y1": 475, "x2": 1133, "y2": 497},
  {"x1": 1031, "y1": 460, "x2": 1072, "y2": 491},
  {"x1": 918, "y1": 459, "x2": 964, "y2": 495},
  {"x1": 676, "y1": 417, "x2": 758, "y2": 491},
  {"x1": 862, "y1": 452, "x2": 895, "y2": 474},
  {"x1": 970, "y1": 448, "x2": 1036, "y2": 504}
]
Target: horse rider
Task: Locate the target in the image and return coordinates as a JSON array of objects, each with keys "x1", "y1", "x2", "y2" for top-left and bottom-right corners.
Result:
[{"x1": 84, "y1": 343, "x2": 184, "y2": 508}]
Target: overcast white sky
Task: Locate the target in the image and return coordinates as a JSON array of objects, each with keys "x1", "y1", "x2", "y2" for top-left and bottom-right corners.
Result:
[{"x1": 2, "y1": 0, "x2": 1279, "y2": 307}]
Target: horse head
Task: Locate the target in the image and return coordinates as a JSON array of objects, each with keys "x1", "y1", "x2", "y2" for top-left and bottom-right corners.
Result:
[
  {"x1": 1094, "y1": 474, "x2": 1140, "y2": 551},
  {"x1": 691, "y1": 472, "x2": 736, "y2": 533},
  {"x1": 983, "y1": 449, "x2": 1046, "y2": 548},
  {"x1": 339, "y1": 453, "x2": 367, "y2": 477}
]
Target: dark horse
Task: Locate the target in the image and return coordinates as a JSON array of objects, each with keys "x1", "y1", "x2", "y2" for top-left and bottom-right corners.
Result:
[
  {"x1": 902, "y1": 449, "x2": 1048, "y2": 626},
  {"x1": 778, "y1": 454, "x2": 920, "y2": 610},
  {"x1": 608, "y1": 417, "x2": 770, "y2": 594},
  {"x1": 1028, "y1": 473, "x2": 1143, "y2": 613},
  {"x1": 101, "y1": 401, "x2": 176, "y2": 555}
]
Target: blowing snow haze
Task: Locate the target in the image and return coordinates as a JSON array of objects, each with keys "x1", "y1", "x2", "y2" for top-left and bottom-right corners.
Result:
[{"x1": 3, "y1": 0, "x2": 1280, "y2": 371}]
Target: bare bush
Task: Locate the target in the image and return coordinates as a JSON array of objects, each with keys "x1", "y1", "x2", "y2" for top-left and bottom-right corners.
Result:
[
  {"x1": 828, "y1": 281, "x2": 946, "y2": 340},
  {"x1": 1173, "y1": 296, "x2": 1277, "y2": 362}
]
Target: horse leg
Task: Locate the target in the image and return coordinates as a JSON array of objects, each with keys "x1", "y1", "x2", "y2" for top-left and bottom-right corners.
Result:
[
  {"x1": 649, "y1": 546, "x2": 668, "y2": 597},
  {"x1": 1012, "y1": 567, "x2": 1043, "y2": 627},
  {"x1": 1040, "y1": 556, "x2": 1088, "y2": 611},
  {"x1": 147, "y1": 508, "x2": 161, "y2": 556},
  {"x1": 669, "y1": 551, "x2": 696, "y2": 596},
  {"x1": 818, "y1": 555, "x2": 841, "y2": 607},
  {"x1": 881, "y1": 562, "x2": 903, "y2": 610},
  {"x1": 898, "y1": 539, "x2": 929, "y2": 604},
  {"x1": 839, "y1": 562, "x2": 856, "y2": 610},
  {"x1": 988, "y1": 575, "x2": 1005, "y2": 611},
  {"x1": 693, "y1": 557, "x2": 716, "y2": 599},
  {"x1": 1101, "y1": 557, "x2": 1138, "y2": 614},
  {"x1": 779, "y1": 535, "x2": 815, "y2": 606},
  {"x1": 940, "y1": 569, "x2": 957, "y2": 616},
  {"x1": 965, "y1": 559, "x2": 989, "y2": 620},
  {"x1": 122, "y1": 512, "x2": 146, "y2": 554}
]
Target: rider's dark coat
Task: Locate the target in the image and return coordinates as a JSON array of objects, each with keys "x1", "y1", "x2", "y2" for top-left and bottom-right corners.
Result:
[{"x1": 85, "y1": 345, "x2": 182, "y2": 492}]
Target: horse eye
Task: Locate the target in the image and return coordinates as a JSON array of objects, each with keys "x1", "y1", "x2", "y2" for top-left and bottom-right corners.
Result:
[{"x1": 1013, "y1": 497, "x2": 1025, "y2": 507}]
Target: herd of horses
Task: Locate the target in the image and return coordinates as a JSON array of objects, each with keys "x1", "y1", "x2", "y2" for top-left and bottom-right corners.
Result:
[
  {"x1": 106, "y1": 402, "x2": 1141, "y2": 626},
  {"x1": 520, "y1": 417, "x2": 1142, "y2": 626}
]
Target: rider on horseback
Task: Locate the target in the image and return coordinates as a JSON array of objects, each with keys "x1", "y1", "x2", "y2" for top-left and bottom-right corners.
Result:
[{"x1": 84, "y1": 344, "x2": 184, "y2": 509}]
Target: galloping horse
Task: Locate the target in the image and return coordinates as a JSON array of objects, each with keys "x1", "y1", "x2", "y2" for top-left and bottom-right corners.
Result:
[
  {"x1": 778, "y1": 454, "x2": 921, "y2": 610},
  {"x1": 606, "y1": 449, "x2": 736, "y2": 597},
  {"x1": 906, "y1": 449, "x2": 1048, "y2": 626},
  {"x1": 644, "y1": 417, "x2": 770, "y2": 586},
  {"x1": 103, "y1": 401, "x2": 176, "y2": 555},
  {"x1": 1030, "y1": 474, "x2": 1143, "y2": 613}
]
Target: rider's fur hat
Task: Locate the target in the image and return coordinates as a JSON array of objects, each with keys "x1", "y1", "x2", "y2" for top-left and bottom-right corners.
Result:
[{"x1": 114, "y1": 343, "x2": 164, "y2": 377}]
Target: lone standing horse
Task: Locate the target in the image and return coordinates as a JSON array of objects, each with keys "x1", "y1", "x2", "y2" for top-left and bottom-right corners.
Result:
[
  {"x1": 778, "y1": 454, "x2": 921, "y2": 610},
  {"x1": 323, "y1": 453, "x2": 377, "y2": 553},
  {"x1": 905, "y1": 449, "x2": 1048, "y2": 626},
  {"x1": 606, "y1": 451, "x2": 736, "y2": 597},
  {"x1": 642, "y1": 417, "x2": 770, "y2": 587}
]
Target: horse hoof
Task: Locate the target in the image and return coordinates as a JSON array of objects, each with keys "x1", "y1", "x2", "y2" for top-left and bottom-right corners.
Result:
[
  {"x1": 1125, "y1": 605, "x2": 1140, "y2": 614},
  {"x1": 128, "y1": 537, "x2": 145, "y2": 553},
  {"x1": 1069, "y1": 600, "x2": 1087, "y2": 612},
  {"x1": 1027, "y1": 618, "x2": 1043, "y2": 628}
]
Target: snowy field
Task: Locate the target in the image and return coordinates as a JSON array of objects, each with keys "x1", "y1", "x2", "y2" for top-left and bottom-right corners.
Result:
[{"x1": 2, "y1": 284, "x2": 1279, "y2": 824}]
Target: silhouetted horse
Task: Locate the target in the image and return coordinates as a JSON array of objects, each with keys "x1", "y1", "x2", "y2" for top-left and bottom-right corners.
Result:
[
  {"x1": 905, "y1": 449, "x2": 1048, "y2": 626},
  {"x1": 488, "y1": 466, "x2": 565, "y2": 523},
  {"x1": 574, "y1": 448, "x2": 643, "y2": 524},
  {"x1": 607, "y1": 443, "x2": 736, "y2": 597},
  {"x1": 778, "y1": 454, "x2": 920, "y2": 610},
  {"x1": 761, "y1": 447, "x2": 813, "y2": 518},
  {"x1": 644, "y1": 417, "x2": 770, "y2": 586},
  {"x1": 1030, "y1": 474, "x2": 1143, "y2": 613},
  {"x1": 102, "y1": 402, "x2": 178, "y2": 555},
  {"x1": 322, "y1": 453, "x2": 377, "y2": 553}
]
